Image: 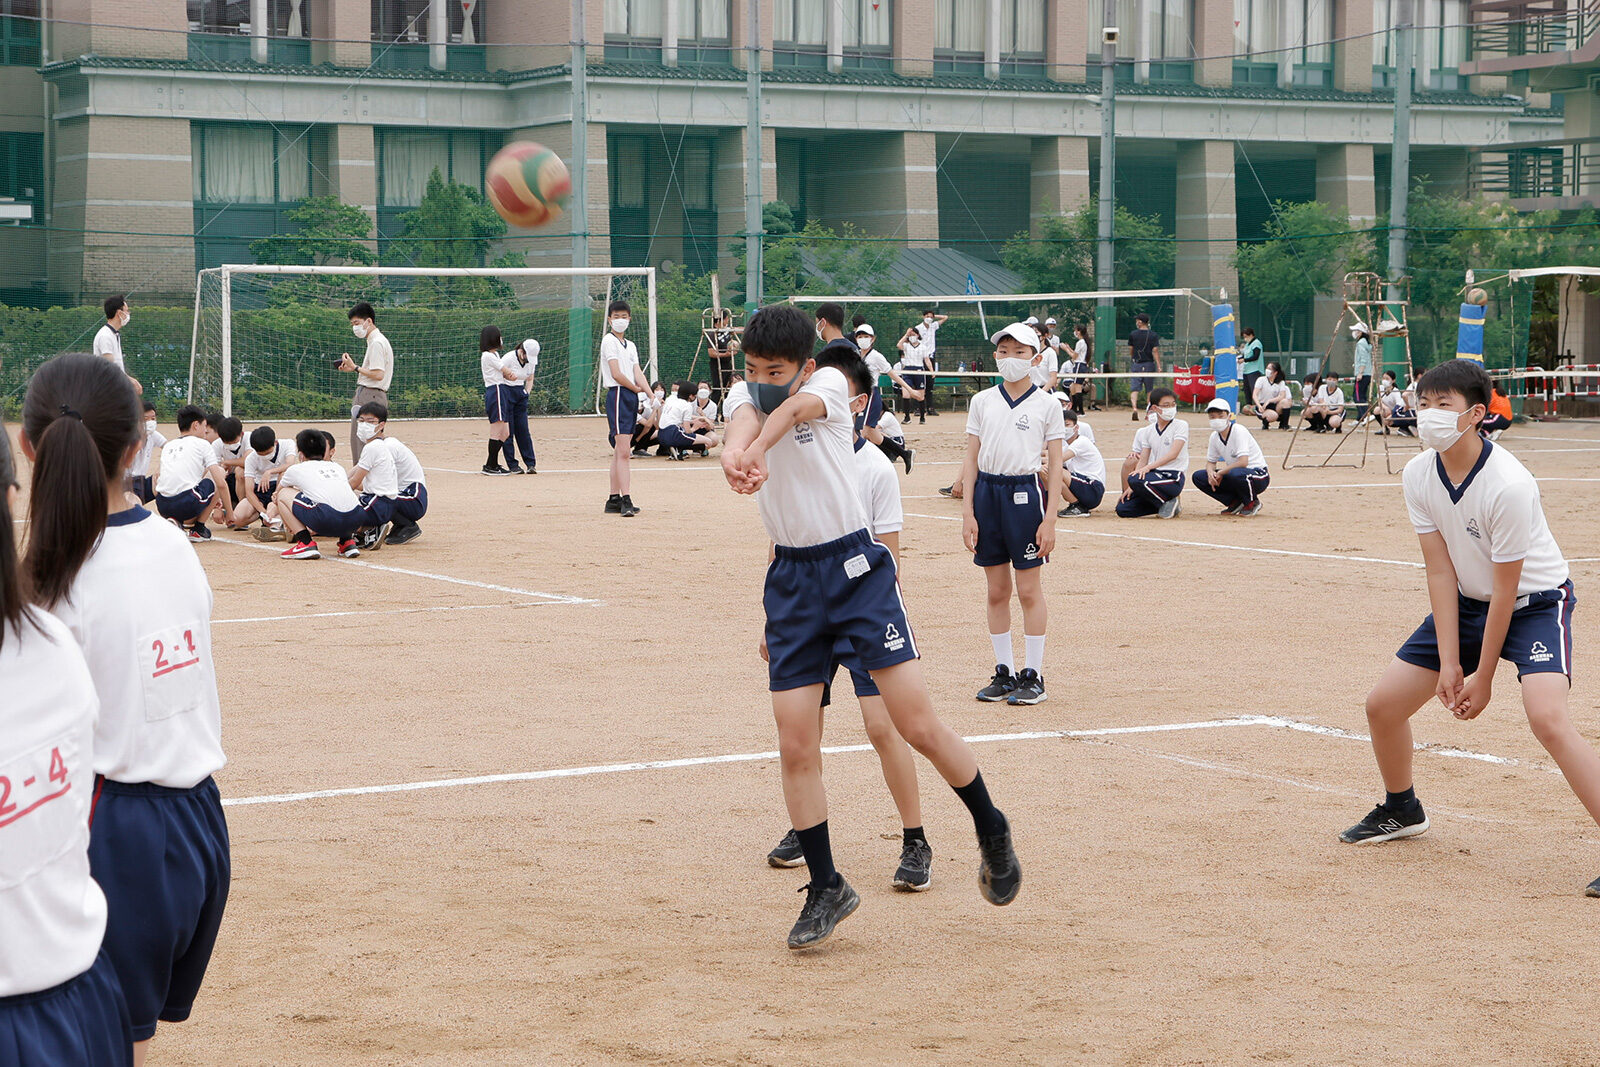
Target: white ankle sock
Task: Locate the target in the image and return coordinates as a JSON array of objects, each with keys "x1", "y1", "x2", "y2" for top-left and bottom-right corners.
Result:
[
  {"x1": 1024, "y1": 634, "x2": 1046, "y2": 673},
  {"x1": 990, "y1": 633, "x2": 1014, "y2": 671}
]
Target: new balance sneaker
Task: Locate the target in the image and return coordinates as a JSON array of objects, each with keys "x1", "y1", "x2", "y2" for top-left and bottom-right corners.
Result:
[
  {"x1": 385, "y1": 522, "x2": 421, "y2": 546},
  {"x1": 767, "y1": 828, "x2": 805, "y2": 869},
  {"x1": 503, "y1": 462, "x2": 525, "y2": 474},
  {"x1": 369, "y1": 521, "x2": 392, "y2": 550},
  {"x1": 482, "y1": 463, "x2": 511, "y2": 476},
  {"x1": 186, "y1": 523, "x2": 212, "y2": 543},
  {"x1": 1157, "y1": 496, "x2": 1182, "y2": 519},
  {"x1": 605, "y1": 495, "x2": 623, "y2": 514},
  {"x1": 892, "y1": 838, "x2": 933, "y2": 892},
  {"x1": 281, "y1": 539, "x2": 320, "y2": 560},
  {"x1": 976, "y1": 665, "x2": 1018, "y2": 702},
  {"x1": 1058, "y1": 502, "x2": 1090, "y2": 517},
  {"x1": 1338, "y1": 798, "x2": 1429, "y2": 844},
  {"x1": 338, "y1": 537, "x2": 360, "y2": 559},
  {"x1": 1237, "y1": 500, "x2": 1263, "y2": 518},
  {"x1": 1007, "y1": 668, "x2": 1046, "y2": 705},
  {"x1": 620, "y1": 495, "x2": 640, "y2": 517},
  {"x1": 977, "y1": 814, "x2": 1021, "y2": 906},
  {"x1": 787, "y1": 876, "x2": 860, "y2": 950}
]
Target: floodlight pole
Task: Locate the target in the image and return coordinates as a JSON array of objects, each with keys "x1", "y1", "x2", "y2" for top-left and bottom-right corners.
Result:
[
  {"x1": 1387, "y1": 0, "x2": 1414, "y2": 303},
  {"x1": 745, "y1": 0, "x2": 764, "y2": 311},
  {"x1": 1095, "y1": 0, "x2": 1118, "y2": 368},
  {"x1": 570, "y1": 0, "x2": 593, "y2": 411}
]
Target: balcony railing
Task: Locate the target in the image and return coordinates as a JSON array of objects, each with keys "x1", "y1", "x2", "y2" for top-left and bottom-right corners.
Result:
[
  {"x1": 1469, "y1": 0, "x2": 1600, "y2": 63},
  {"x1": 1472, "y1": 137, "x2": 1600, "y2": 203}
]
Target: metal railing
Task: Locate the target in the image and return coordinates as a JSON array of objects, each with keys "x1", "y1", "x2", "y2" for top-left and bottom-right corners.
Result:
[
  {"x1": 1469, "y1": 0, "x2": 1600, "y2": 61},
  {"x1": 1471, "y1": 137, "x2": 1600, "y2": 201}
]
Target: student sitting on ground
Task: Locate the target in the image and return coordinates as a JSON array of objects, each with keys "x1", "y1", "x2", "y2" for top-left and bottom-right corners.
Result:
[
  {"x1": 1191, "y1": 398, "x2": 1269, "y2": 517},
  {"x1": 1481, "y1": 384, "x2": 1513, "y2": 439},
  {"x1": 657, "y1": 382, "x2": 722, "y2": 459},
  {"x1": 1300, "y1": 373, "x2": 1324, "y2": 432},
  {"x1": 1254, "y1": 362, "x2": 1293, "y2": 430},
  {"x1": 632, "y1": 383, "x2": 664, "y2": 457},
  {"x1": 349, "y1": 401, "x2": 401, "y2": 549},
  {"x1": 692, "y1": 381, "x2": 718, "y2": 427},
  {"x1": 234, "y1": 425, "x2": 291, "y2": 534},
  {"x1": 130, "y1": 399, "x2": 163, "y2": 504},
  {"x1": 1057, "y1": 409, "x2": 1107, "y2": 516},
  {"x1": 154, "y1": 405, "x2": 229, "y2": 542},
  {"x1": 210, "y1": 415, "x2": 247, "y2": 507},
  {"x1": 1115, "y1": 387, "x2": 1188, "y2": 519},
  {"x1": 274, "y1": 429, "x2": 367, "y2": 561}
]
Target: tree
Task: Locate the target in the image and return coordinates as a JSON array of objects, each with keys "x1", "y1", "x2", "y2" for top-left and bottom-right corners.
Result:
[
  {"x1": 249, "y1": 195, "x2": 382, "y2": 306},
  {"x1": 389, "y1": 169, "x2": 526, "y2": 307},
  {"x1": 1001, "y1": 204, "x2": 1175, "y2": 295},
  {"x1": 725, "y1": 201, "x2": 903, "y2": 308},
  {"x1": 1232, "y1": 199, "x2": 1372, "y2": 355}
]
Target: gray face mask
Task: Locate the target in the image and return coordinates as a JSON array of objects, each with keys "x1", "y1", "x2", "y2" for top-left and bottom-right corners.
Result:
[{"x1": 751, "y1": 367, "x2": 803, "y2": 414}]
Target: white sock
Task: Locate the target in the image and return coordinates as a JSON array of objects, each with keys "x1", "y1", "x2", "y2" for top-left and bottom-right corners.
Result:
[
  {"x1": 1024, "y1": 634, "x2": 1046, "y2": 674},
  {"x1": 990, "y1": 633, "x2": 1014, "y2": 671}
]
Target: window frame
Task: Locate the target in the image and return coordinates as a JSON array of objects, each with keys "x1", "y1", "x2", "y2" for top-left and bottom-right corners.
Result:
[
  {"x1": 0, "y1": 131, "x2": 43, "y2": 226},
  {"x1": 2, "y1": 0, "x2": 42, "y2": 66},
  {"x1": 774, "y1": 0, "x2": 828, "y2": 68},
  {"x1": 192, "y1": 123, "x2": 313, "y2": 206},
  {"x1": 605, "y1": 0, "x2": 666, "y2": 62},
  {"x1": 841, "y1": 0, "x2": 893, "y2": 70},
  {"x1": 934, "y1": 0, "x2": 985, "y2": 75}
]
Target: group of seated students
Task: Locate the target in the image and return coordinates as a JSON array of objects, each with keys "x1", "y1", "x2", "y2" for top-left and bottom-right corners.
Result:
[
  {"x1": 135, "y1": 401, "x2": 427, "y2": 560},
  {"x1": 631, "y1": 379, "x2": 724, "y2": 459}
]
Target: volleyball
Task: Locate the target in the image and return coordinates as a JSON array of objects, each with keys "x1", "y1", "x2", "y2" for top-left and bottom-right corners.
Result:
[
  {"x1": 1467, "y1": 287, "x2": 1489, "y2": 306},
  {"x1": 486, "y1": 141, "x2": 571, "y2": 229}
]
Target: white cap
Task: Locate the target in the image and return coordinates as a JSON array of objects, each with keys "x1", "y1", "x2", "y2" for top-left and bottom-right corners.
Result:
[
  {"x1": 1045, "y1": 316, "x2": 1057, "y2": 325},
  {"x1": 1206, "y1": 397, "x2": 1232, "y2": 413},
  {"x1": 854, "y1": 323, "x2": 875, "y2": 337},
  {"x1": 1024, "y1": 315, "x2": 1040, "y2": 326},
  {"x1": 990, "y1": 322, "x2": 1041, "y2": 351},
  {"x1": 521, "y1": 338, "x2": 540, "y2": 363}
]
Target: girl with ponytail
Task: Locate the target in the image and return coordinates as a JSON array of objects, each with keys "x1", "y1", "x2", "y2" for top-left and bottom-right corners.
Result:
[
  {"x1": 20, "y1": 354, "x2": 230, "y2": 1064},
  {"x1": 0, "y1": 420, "x2": 135, "y2": 1065}
]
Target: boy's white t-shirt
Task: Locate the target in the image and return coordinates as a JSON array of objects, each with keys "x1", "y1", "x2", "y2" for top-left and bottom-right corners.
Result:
[
  {"x1": 966, "y1": 384, "x2": 1067, "y2": 477},
  {"x1": 725, "y1": 367, "x2": 868, "y2": 548},
  {"x1": 1403, "y1": 441, "x2": 1569, "y2": 601},
  {"x1": 132, "y1": 425, "x2": 165, "y2": 477},
  {"x1": 0, "y1": 608, "x2": 107, "y2": 997},
  {"x1": 599, "y1": 332, "x2": 641, "y2": 389},
  {"x1": 1133, "y1": 417, "x2": 1190, "y2": 474},
  {"x1": 1208, "y1": 422, "x2": 1267, "y2": 469},
  {"x1": 92, "y1": 323, "x2": 124, "y2": 370},
  {"x1": 877, "y1": 410, "x2": 905, "y2": 443},
  {"x1": 1064, "y1": 432, "x2": 1107, "y2": 484},
  {"x1": 1316, "y1": 385, "x2": 1347, "y2": 409},
  {"x1": 155, "y1": 435, "x2": 215, "y2": 496},
  {"x1": 659, "y1": 395, "x2": 694, "y2": 432},
  {"x1": 863, "y1": 348, "x2": 893, "y2": 381},
  {"x1": 1028, "y1": 348, "x2": 1060, "y2": 391},
  {"x1": 355, "y1": 437, "x2": 399, "y2": 498},
  {"x1": 244, "y1": 440, "x2": 291, "y2": 483},
  {"x1": 854, "y1": 442, "x2": 903, "y2": 536},
  {"x1": 914, "y1": 318, "x2": 940, "y2": 356},
  {"x1": 500, "y1": 350, "x2": 537, "y2": 393},
  {"x1": 282, "y1": 459, "x2": 361, "y2": 511},
  {"x1": 212, "y1": 437, "x2": 247, "y2": 468},
  {"x1": 54, "y1": 509, "x2": 226, "y2": 789},
  {"x1": 360, "y1": 328, "x2": 394, "y2": 392},
  {"x1": 387, "y1": 438, "x2": 426, "y2": 488},
  {"x1": 480, "y1": 350, "x2": 505, "y2": 389}
]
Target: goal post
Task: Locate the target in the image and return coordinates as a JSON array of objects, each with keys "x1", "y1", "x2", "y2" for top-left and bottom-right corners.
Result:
[{"x1": 189, "y1": 264, "x2": 657, "y2": 419}]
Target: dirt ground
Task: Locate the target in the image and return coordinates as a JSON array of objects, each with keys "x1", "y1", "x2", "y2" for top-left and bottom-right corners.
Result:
[{"x1": 67, "y1": 408, "x2": 1600, "y2": 1065}]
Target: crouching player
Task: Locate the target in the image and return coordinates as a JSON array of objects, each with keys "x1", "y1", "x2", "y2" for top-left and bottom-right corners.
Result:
[
  {"x1": 1115, "y1": 388, "x2": 1187, "y2": 519},
  {"x1": 274, "y1": 429, "x2": 366, "y2": 560},
  {"x1": 384, "y1": 417, "x2": 427, "y2": 546},
  {"x1": 1058, "y1": 408, "x2": 1106, "y2": 516},
  {"x1": 234, "y1": 426, "x2": 290, "y2": 534},
  {"x1": 349, "y1": 402, "x2": 399, "y2": 550},
  {"x1": 724, "y1": 304, "x2": 1020, "y2": 950},
  {"x1": 1191, "y1": 398, "x2": 1269, "y2": 517},
  {"x1": 1339, "y1": 360, "x2": 1600, "y2": 896},
  {"x1": 765, "y1": 347, "x2": 934, "y2": 892},
  {"x1": 154, "y1": 405, "x2": 228, "y2": 542}
]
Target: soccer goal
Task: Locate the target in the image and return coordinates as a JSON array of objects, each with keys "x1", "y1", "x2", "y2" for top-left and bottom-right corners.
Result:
[{"x1": 189, "y1": 265, "x2": 657, "y2": 419}]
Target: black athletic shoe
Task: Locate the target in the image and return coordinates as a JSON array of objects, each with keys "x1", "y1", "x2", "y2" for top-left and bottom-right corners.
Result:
[
  {"x1": 631, "y1": 447, "x2": 650, "y2": 458},
  {"x1": 482, "y1": 463, "x2": 511, "y2": 476},
  {"x1": 893, "y1": 838, "x2": 933, "y2": 892},
  {"x1": 767, "y1": 828, "x2": 805, "y2": 869},
  {"x1": 1058, "y1": 503, "x2": 1090, "y2": 517},
  {"x1": 503, "y1": 461, "x2": 525, "y2": 474},
  {"x1": 977, "y1": 813, "x2": 1021, "y2": 906},
  {"x1": 620, "y1": 495, "x2": 640, "y2": 517},
  {"x1": 938, "y1": 485, "x2": 955, "y2": 498},
  {"x1": 901, "y1": 448, "x2": 914, "y2": 475},
  {"x1": 976, "y1": 664, "x2": 1017, "y2": 702},
  {"x1": 386, "y1": 523, "x2": 421, "y2": 546},
  {"x1": 1587, "y1": 874, "x2": 1600, "y2": 898},
  {"x1": 1338, "y1": 798, "x2": 1429, "y2": 844},
  {"x1": 370, "y1": 521, "x2": 392, "y2": 551},
  {"x1": 604, "y1": 495, "x2": 623, "y2": 514},
  {"x1": 1007, "y1": 668, "x2": 1046, "y2": 705},
  {"x1": 787, "y1": 876, "x2": 860, "y2": 950}
]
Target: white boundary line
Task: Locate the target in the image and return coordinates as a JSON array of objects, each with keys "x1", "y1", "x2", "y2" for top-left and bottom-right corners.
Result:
[
  {"x1": 221, "y1": 713, "x2": 1544, "y2": 809},
  {"x1": 213, "y1": 539, "x2": 599, "y2": 604},
  {"x1": 214, "y1": 602, "x2": 575, "y2": 625},
  {"x1": 903, "y1": 512, "x2": 1426, "y2": 569}
]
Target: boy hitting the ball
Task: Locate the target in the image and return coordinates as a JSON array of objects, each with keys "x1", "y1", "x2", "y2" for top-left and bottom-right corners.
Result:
[
  {"x1": 1339, "y1": 360, "x2": 1600, "y2": 895},
  {"x1": 724, "y1": 303, "x2": 1020, "y2": 950}
]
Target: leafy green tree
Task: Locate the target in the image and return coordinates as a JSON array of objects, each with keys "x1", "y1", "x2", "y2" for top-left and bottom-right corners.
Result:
[
  {"x1": 390, "y1": 169, "x2": 525, "y2": 307},
  {"x1": 726, "y1": 202, "x2": 904, "y2": 307},
  {"x1": 1233, "y1": 199, "x2": 1373, "y2": 355},
  {"x1": 249, "y1": 195, "x2": 382, "y2": 306},
  {"x1": 1001, "y1": 205, "x2": 1174, "y2": 295}
]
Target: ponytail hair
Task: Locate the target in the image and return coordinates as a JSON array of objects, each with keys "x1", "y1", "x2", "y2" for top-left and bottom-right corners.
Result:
[
  {"x1": 0, "y1": 423, "x2": 31, "y2": 653},
  {"x1": 22, "y1": 354, "x2": 142, "y2": 609}
]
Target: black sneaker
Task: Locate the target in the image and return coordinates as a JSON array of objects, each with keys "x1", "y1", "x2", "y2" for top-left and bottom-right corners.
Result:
[
  {"x1": 386, "y1": 523, "x2": 421, "y2": 546},
  {"x1": 370, "y1": 521, "x2": 392, "y2": 551},
  {"x1": 482, "y1": 463, "x2": 510, "y2": 476},
  {"x1": 938, "y1": 485, "x2": 955, "y2": 498},
  {"x1": 604, "y1": 495, "x2": 623, "y2": 514},
  {"x1": 1058, "y1": 502, "x2": 1089, "y2": 517},
  {"x1": 1587, "y1": 875, "x2": 1600, "y2": 898},
  {"x1": 901, "y1": 448, "x2": 914, "y2": 475},
  {"x1": 620, "y1": 495, "x2": 640, "y2": 517},
  {"x1": 977, "y1": 813, "x2": 1021, "y2": 906},
  {"x1": 767, "y1": 828, "x2": 805, "y2": 869},
  {"x1": 504, "y1": 461, "x2": 524, "y2": 474},
  {"x1": 1007, "y1": 668, "x2": 1046, "y2": 705},
  {"x1": 976, "y1": 664, "x2": 1017, "y2": 702},
  {"x1": 787, "y1": 876, "x2": 860, "y2": 950},
  {"x1": 892, "y1": 838, "x2": 933, "y2": 892},
  {"x1": 1338, "y1": 798, "x2": 1429, "y2": 844},
  {"x1": 631, "y1": 447, "x2": 650, "y2": 458}
]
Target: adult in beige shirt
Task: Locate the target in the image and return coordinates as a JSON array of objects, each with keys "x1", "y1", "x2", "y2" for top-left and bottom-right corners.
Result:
[{"x1": 339, "y1": 300, "x2": 394, "y2": 463}]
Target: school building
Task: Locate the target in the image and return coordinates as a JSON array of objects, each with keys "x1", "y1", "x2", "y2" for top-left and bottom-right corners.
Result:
[{"x1": 0, "y1": 0, "x2": 1564, "y2": 344}]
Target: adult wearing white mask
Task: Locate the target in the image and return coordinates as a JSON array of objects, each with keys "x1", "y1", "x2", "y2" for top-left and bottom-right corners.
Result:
[
  {"x1": 1191, "y1": 397, "x2": 1269, "y2": 517},
  {"x1": 338, "y1": 300, "x2": 393, "y2": 464},
  {"x1": 600, "y1": 298, "x2": 650, "y2": 517}
]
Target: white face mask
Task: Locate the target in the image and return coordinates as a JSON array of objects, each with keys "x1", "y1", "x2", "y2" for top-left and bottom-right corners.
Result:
[
  {"x1": 352, "y1": 323, "x2": 367, "y2": 338},
  {"x1": 120, "y1": 311, "x2": 131, "y2": 326},
  {"x1": 923, "y1": 316, "x2": 934, "y2": 326},
  {"x1": 696, "y1": 387, "x2": 710, "y2": 400},
  {"x1": 611, "y1": 317, "x2": 629, "y2": 333},
  {"x1": 1381, "y1": 380, "x2": 1394, "y2": 394},
  {"x1": 654, "y1": 390, "x2": 665, "y2": 401},
  {"x1": 997, "y1": 357, "x2": 1034, "y2": 382},
  {"x1": 856, "y1": 337, "x2": 872, "y2": 352},
  {"x1": 356, "y1": 421, "x2": 377, "y2": 442},
  {"x1": 144, "y1": 419, "x2": 157, "y2": 434},
  {"x1": 1208, "y1": 417, "x2": 1228, "y2": 432},
  {"x1": 1417, "y1": 407, "x2": 1473, "y2": 452}
]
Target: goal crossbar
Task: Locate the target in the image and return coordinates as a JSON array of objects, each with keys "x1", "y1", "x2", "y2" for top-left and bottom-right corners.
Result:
[{"x1": 786, "y1": 287, "x2": 1206, "y2": 304}]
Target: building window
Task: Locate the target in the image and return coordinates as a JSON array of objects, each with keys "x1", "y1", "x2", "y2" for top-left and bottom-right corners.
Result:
[
  {"x1": 2, "y1": 0, "x2": 42, "y2": 66},
  {"x1": 681, "y1": 138, "x2": 717, "y2": 275},
  {"x1": 997, "y1": 0, "x2": 1044, "y2": 76},
  {"x1": 606, "y1": 0, "x2": 664, "y2": 60},
  {"x1": 187, "y1": 0, "x2": 311, "y2": 63},
  {"x1": 775, "y1": 0, "x2": 827, "y2": 66},
  {"x1": 679, "y1": 0, "x2": 731, "y2": 64},
  {"x1": 0, "y1": 132, "x2": 42, "y2": 224},
  {"x1": 192, "y1": 125, "x2": 311, "y2": 204},
  {"x1": 1146, "y1": 0, "x2": 1191, "y2": 82},
  {"x1": 935, "y1": 0, "x2": 984, "y2": 74},
  {"x1": 372, "y1": 0, "x2": 428, "y2": 42},
  {"x1": 1087, "y1": 0, "x2": 1136, "y2": 80},
  {"x1": 776, "y1": 137, "x2": 810, "y2": 229},
  {"x1": 1232, "y1": 0, "x2": 1279, "y2": 84},
  {"x1": 1421, "y1": 0, "x2": 1467, "y2": 90},
  {"x1": 1288, "y1": 0, "x2": 1332, "y2": 85},
  {"x1": 609, "y1": 134, "x2": 650, "y2": 268},
  {"x1": 377, "y1": 129, "x2": 496, "y2": 206},
  {"x1": 843, "y1": 0, "x2": 892, "y2": 69}
]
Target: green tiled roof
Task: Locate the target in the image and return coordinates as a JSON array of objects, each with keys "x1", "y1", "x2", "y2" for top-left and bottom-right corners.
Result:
[{"x1": 40, "y1": 53, "x2": 566, "y2": 84}]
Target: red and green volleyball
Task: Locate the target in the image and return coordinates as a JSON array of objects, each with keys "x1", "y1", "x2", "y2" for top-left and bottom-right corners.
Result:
[{"x1": 486, "y1": 141, "x2": 572, "y2": 229}]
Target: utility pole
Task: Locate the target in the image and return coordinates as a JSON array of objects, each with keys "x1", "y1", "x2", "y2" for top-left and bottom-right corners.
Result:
[
  {"x1": 1095, "y1": 0, "x2": 1117, "y2": 368},
  {"x1": 569, "y1": 0, "x2": 592, "y2": 412},
  {"x1": 1387, "y1": 0, "x2": 1414, "y2": 303},
  {"x1": 745, "y1": 0, "x2": 764, "y2": 311}
]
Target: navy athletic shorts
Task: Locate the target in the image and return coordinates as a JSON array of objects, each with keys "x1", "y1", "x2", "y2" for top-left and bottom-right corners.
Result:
[
  {"x1": 154, "y1": 479, "x2": 214, "y2": 524},
  {"x1": 1398, "y1": 580, "x2": 1576, "y2": 679},
  {"x1": 972, "y1": 471, "x2": 1046, "y2": 570},
  {"x1": 0, "y1": 951, "x2": 133, "y2": 1066},
  {"x1": 395, "y1": 482, "x2": 428, "y2": 523},
  {"x1": 289, "y1": 495, "x2": 365, "y2": 539},
  {"x1": 606, "y1": 387, "x2": 640, "y2": 442}
]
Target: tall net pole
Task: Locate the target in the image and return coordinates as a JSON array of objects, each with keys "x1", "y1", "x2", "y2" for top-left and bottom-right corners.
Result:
[
  {"x1": 1095, "y1": 0, "x2": 1118, "y2": 373},
  {"x1": 1387, "y1": 0, "x2": 1414, "y2": 304},
  {"x1": 569, "y1": 0, "x2": 594, "y2": 412},
  {"x1": 744, "y1": 0, "x2": 764, "y2": 312}
]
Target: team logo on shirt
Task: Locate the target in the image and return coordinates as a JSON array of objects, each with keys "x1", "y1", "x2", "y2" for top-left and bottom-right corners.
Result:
[
  {"x1": 1015, "y1": 414, "x2": 1031, "y2": 432},
  {"x1": 884, "y1": 623, "x2": 906, "y2": 652},
  {"x1": 1465, "y1": 517, "x2": 1482, "y2": 540},
  {"x1": 792, "y1": 423, "x2": 815, "y2": 445},
  {"x1": 1530, "y1": 640, "x2": 1553, "y2": 663}
]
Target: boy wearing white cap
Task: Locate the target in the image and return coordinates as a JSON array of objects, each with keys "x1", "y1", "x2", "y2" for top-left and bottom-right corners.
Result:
[
  {"x1": 500, "y1": 338, "x2": 539, "y2": 474},
  {"x1": 853, "y1": 321, "x2": 919, "y2": 473},
  {"x1": 961, "y1": 322, "x2": 1065, "y2": 706},
  {"x1": 1192, "y1": 397, "x2": 1270, "y2": 516}
]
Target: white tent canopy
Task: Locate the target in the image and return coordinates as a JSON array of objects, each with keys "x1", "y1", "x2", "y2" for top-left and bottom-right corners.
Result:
[{"x1": 1506, "y1": 266, "x2": 1600, "y2": 282}]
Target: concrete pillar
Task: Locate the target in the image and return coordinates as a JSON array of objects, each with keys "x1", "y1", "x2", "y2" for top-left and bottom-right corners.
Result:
[
  {"x1": 731, "y1": 0, "x2": 775, "y2": 71},
  {"x1": 1190, "y1": 0, "x2": 1234, "y2": 88},
  {"x1": 492, "y1": 0, "x2": 570, "y2": 70},
  {"x1": 1047, "y1": 0, "x2": 1088, "y2": 82},
  {"x1": 664, "y1": 0, "x2": 680, "y2": 67},
  {"x1": 984, "y1": 0, "x2": 1001, "y2": 80},
  {"x1": 1029, "y1": 136, "x2": 1091, "y2": 235},
  {"x1": 325, "y1": 125, "x2": 378, "y2": 240},
  {"x1": 716, "y1": 125, "x2": 778, "y2": 279},
  {"x1": 895, "y1": 0, "x2": 935, "y2": 77},
  {"x1": 1174, "y1": 140, "x2": 1237, "y2": 341},
  {"x1": 1313, "y1": 143, "x2": 1378, "y2": 349},
  {"x1": 819, "y1": 132, "x2": 938, "y2": 247},
  {"x1": 429, "y1": 0, "x2": 448, "y2": 70},
  {"x1": 53, "y1": 0, "x2": 187, "y2": 60},
  {"x1": 312, "y1": 0, "x2": 371, "y2": 67},
  {"x1": 1332, "y1": 0, "x2": 1374, "y2": 92},
  {"x1": 899, "y1": 131, "x2": 940, "y2": 247}
]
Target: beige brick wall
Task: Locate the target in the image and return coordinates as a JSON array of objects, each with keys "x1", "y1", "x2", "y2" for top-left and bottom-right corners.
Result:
[
  {"x1": 716, "y1": 125, "x2": 777, "y2": 279},
  {"x1": 53, "y1": 0, "x2": 187, "y2": 60},
  {"x1": 1333, "y1": 0, "x2": 1374, "y2": 93},
  {"x1": 1030, "y1": 136, "x2": 1091, "y2": 234},
  {"x1": 730, "y1": 0, "x2": 775, "y2": 71},
  {"x1": 0, "y1": 69, "x2": 44, "y2": 131},
  {"x1": 1048, "y1": 0, "x2": 1089, "y2": 82},
  {"x1": 312, "y1": 0, "x2": 372, "y2": 67},
  {"x1": 895, "y1": 0, "x2": 935, "y2": 77},
  {"x1": 1174, "y1": 140, "x2": 1237, "y2": 339},
  {"x1": 493, "y1": 0, "x2": 572, "y2": 69},
  {"x1": 1190, "y1": 0, "x2": 1234, "y2": 88}
]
